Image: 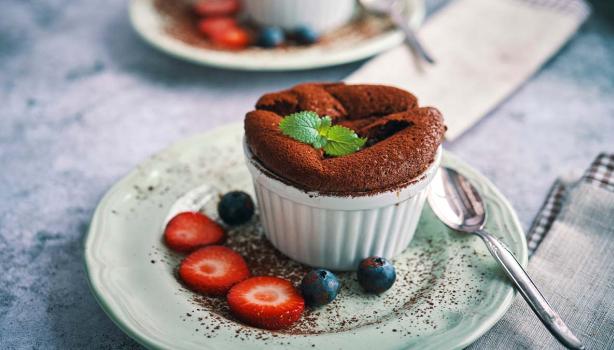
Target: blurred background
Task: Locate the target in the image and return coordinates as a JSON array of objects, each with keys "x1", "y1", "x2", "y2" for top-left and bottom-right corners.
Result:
[{"x1": 0, "y1": 0, "x2": 612, "y2": 348}]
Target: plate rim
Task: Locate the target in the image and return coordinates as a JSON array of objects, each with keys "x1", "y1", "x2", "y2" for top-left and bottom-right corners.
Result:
[
  {"x1": 85, "y1": 123, "x2": 528, "y2": 350},
  {"x1": 128, "y1": 0, "x2": 425, "y2": 71}
]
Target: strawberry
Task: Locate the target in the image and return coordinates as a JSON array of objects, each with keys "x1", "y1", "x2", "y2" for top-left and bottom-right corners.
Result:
[
  {"x1": 227, "y1": 276, "x2": 305, "y2": 330},
  {"x1": 193, "y1": 0, "x2": 240, "y2": 17},
  {"x1": 164, "y1": 212, "x2": 224, "y2": 253},
  {"x1": 179, "y1": 246, "x2": 250, "y2": 296},
  {"x1": 197, "y1": 17, "x2": 237, "y2": 38},
  {"x1": 210, "y1": 27, "x2": 250, "y2": 50}
]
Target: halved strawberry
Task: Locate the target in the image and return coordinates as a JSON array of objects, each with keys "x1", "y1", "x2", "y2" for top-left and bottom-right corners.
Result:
[
  {"x1": 227, "y1": 276, "x2": 305, "y2": 330},
  {"x1": 164, "y1": 212, "x2": 224, "y2": 253},
  {"x1": 179, "y1": 246, "x2": 250, "y2": 296},
  {"x1": 193, "y1": 0, "x2": 240, "y2": 17},
  {"x1": 210, "y1": 27, "x2": 250, "y2": 50},
  {"x1": 197, "y1": 17, "x2": 237, "y2": 38}
]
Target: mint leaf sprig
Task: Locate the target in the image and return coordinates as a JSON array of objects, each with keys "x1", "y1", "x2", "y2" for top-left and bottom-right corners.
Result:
[{"x1": 279, "y1": 111, "x2": 367, "y2": 157}]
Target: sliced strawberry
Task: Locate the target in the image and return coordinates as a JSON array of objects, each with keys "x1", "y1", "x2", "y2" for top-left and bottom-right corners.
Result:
[
  {"x1": 197, "y1": 17, "x2": 237, "y2": 38},
  {"x1": 164, "y1": 212, "x2": 224, "y2": 253},
  {"x1": 193, "y1": 0, "x2": 240, "y2": 17},
  {"x1": 227, "y1": 276, "x2": 305, "y2": 330},
  {"x1": 210, "y1": 26, "x2": 250, "y2": 50},
  {"x1": 179, "y1": 246, "x2": 250, "y2": 296}
]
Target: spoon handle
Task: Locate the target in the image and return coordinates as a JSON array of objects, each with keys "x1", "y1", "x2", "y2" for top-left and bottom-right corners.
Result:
[
  {"x1": 475, "y1": 229, "x2": 584, "y2": 350},
  {"x1": 388, "y1": 1, "x2": 435, "y2": 64}
]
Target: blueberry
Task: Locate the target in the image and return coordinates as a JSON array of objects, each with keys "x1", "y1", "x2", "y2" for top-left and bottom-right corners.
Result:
[
  {"x1": 293, "y1": 25, "x2": 319, "y2": 45},
  {"x1": 300, "y1": 269, "x2": 340, "y2": 306},
  {"x1": 258, "y1": 26, "x2": 285, "y2": 48},
  {"x1": 357, "y1": 256, "x2": 396, "y2": 294},
  {"x1": 217, "y1": 191, "x2": 255, "y2": 225}
]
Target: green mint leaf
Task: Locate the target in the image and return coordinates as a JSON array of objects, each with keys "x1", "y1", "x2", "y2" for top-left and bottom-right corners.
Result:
[
  {"x1": 279, "y1": 111, "x2": 322, "y2": 144},
  {"x1": 320, "y1": 116, "x2": 332, "y2": 129},
  {"x1": 312, "y1": 116, "x2": 332, "y2": 149},
  {"x1": 322, "y1": 125, "x2": 367, "y2": 156},
  {"x1": 279, "y1": 111, "x2": 367, "y2": 157},
  {"x1": 312, "y1": 136, "x2": 328, "y2": 149}
]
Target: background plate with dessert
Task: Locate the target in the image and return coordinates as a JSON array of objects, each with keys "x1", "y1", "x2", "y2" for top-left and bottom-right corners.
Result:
[{"x1": 129, "y1": 0, "x2": 425, "y2": 71}]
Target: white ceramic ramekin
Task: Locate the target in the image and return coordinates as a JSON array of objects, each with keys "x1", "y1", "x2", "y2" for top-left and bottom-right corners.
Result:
[
  {"x1": 242, "y1": 0, "x2": 356, "y2": 33},
  {"x1": 243, "y1": 140, "x2": 442, "y2": 271}
]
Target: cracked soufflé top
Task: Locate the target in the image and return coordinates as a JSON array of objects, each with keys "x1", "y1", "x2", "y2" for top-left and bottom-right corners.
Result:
[{"x1": 244, "y1": 83, "x2": 446, "y2": 195}]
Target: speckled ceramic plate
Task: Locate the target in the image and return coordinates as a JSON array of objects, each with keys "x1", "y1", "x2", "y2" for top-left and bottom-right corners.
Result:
[
  {"x1": 129, "y1": 0, "x2": 425, "y2": 71},
  {"x1": 85, "y1": 123, "x2": 527, "y2": 350}
]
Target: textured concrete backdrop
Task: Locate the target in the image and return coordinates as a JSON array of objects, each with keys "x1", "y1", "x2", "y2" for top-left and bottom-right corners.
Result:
[{"x1": 0, "y1": 0, "x2": 612, "y2": 348}]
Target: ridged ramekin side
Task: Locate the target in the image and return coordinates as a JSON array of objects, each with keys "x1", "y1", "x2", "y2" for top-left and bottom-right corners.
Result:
[{"x1": 252, "y1": 178, "x2": 431, "y2": 271}]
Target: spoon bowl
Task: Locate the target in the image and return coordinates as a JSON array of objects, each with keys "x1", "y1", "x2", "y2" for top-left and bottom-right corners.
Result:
[{"x1": 428, "y1": 167, "x2": 485, "y2": 232}]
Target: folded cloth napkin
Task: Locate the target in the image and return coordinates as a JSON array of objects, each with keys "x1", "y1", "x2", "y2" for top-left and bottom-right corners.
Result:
[
  {"x1": 346, "y1": 0, "x2": 590, "y2": 140},
  {"x1": 469, "y1": 153, "x2": 614, "y2": 349}
]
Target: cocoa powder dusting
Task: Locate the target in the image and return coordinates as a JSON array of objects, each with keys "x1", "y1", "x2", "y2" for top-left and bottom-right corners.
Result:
[
  {"x1": 138, "y1": 112, "x2": 494, "y2": 346},
  {"x1": 188, "y1": 222, "x2": 328, "y2": 336},
  {"x1": 160, "y1": 210, "x2": 496, "y2": 344}
]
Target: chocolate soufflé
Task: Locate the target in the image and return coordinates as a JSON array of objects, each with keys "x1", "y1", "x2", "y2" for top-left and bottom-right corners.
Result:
[{"x1": 244, "y1": 83, "x2": 446, "y2": 195}]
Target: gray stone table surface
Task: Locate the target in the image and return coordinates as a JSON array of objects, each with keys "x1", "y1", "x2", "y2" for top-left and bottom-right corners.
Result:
[{"x1": 0, "y1": 0, "x2": 612, "y2": 348}]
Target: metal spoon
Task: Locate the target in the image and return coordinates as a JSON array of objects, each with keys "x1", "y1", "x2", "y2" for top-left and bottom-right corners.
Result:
[
  {"x1": 427, "y1": 167, "x2": 584, "y2": 350},
  {"x1": 359, "y1": 0, "x2": 435, "y2": 64}
]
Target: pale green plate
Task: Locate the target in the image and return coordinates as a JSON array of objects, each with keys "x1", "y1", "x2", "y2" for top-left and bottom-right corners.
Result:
[{"x1": 85, "y1": 123, "x2": 527, "y2": 350}]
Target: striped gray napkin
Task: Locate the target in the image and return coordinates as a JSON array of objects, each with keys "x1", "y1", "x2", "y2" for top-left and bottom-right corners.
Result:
[{"x1": 470, "y1": 154, "x2": 614, "y2": 349}]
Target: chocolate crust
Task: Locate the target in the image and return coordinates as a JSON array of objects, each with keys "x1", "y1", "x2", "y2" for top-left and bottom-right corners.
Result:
[{"x1": 245, "y1": 83, "x2": 446, "y2": 194}]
